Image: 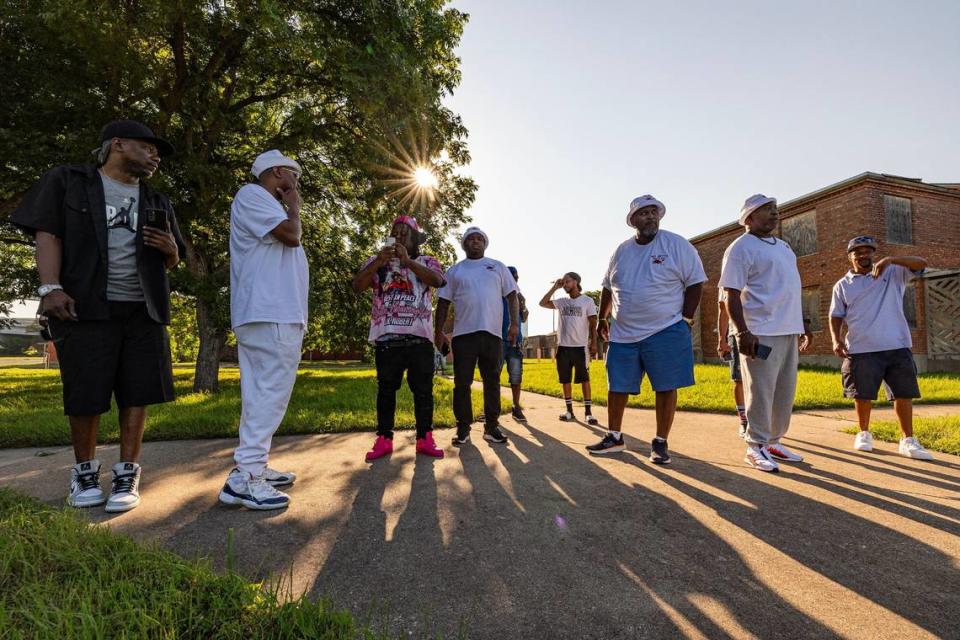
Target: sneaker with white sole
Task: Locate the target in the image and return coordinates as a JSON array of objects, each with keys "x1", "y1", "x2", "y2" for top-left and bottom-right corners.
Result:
[
  {"x1": 68, "y1": 460, "x2": 106, "y2": 508},
  {"x1": 744, "y1": 445, "x2": 779, "y2": 473},
  {"x1": 898, "y1": 437, "x2": 933, "y2": 460},
  {"x1": 483, "y1": 425, "x2": 508, "y2": 444},
  {"x1": 105, "y1": 462, "x2": 141, "y2": 513},
  {"x1": 767, "y1": 443, "x2": 803, "y2": 462},
  {"x1": 738, "y1": 422, "x2": 748, "y2": 439},
  {"x1": 586, "y1": 415, "x2": 599, "y2": 426},
  {"x1": 853, "y1": 431, "x2": 873, "y2": 452},
  {"x1": 219, "y1": 469, "x2": 290, "y2": 510},
  {"x1": 559, "y1": 411, "x2": 575, "y2": 421},
  {"x1": 263, "y1": 467, "x2": 296, "y2": 487},
  {"x1": 586, "y1": 432, "x2": 625, "y2": 455}
]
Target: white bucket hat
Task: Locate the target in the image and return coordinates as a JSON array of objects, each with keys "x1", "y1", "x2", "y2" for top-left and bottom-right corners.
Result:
[
  {"x1": 461, "y1": 226, "x2": 489, "y2": 249},
  {"x1": 739, "y1": 194, "x2": 777, "y2": 225},
  {"x1": 626, "y1": 195, "x2": 666, "y2": 227},
  {"x1": 251, "y1": 149, "x2": 302, "y2": 179}
]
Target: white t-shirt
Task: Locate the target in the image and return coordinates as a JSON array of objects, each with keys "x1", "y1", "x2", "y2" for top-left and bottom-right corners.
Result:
[
  {"x1": 830, "y1": 265, "x2": 919, "y2": 354},
  {"x1": 229, "y1": 183, "x2": 309, "y2": 329},
  {"x1": 601, "y1": 230, "x2": 707, "y2": 343},
  {"x1": 554, "y1": 295, "x2": 598, "y2": 347},
  {"x1": 437, "y1": 257, "x2": 517, "y2": 338},
  {"x1": 718, "y1": 234, "x2": 803, "y2": 336}
]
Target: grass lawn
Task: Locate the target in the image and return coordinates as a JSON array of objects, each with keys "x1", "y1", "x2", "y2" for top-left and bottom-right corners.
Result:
[
  {"x1": 843, "y1": 415, "x2": 960, "y2": 456},
  {"x1": 0, "y1": 364, "x2": 511, "y2": 449},
  {"x1": 496, "y1": 359, "x2": 960, "y2": 413},
  {"x1": 0, "y1": 488, "x2": 398, "y2": 639}
]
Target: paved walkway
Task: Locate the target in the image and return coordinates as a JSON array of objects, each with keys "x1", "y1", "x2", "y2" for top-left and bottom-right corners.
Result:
[{"x1": 2, "y1": 392, "x2": 958, "y2": 639}]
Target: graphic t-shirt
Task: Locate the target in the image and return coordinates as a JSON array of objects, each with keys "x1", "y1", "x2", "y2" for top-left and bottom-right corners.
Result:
[
  {"x1": 362, "y1": 254, "x2": 444, "y2": 343},
  {"x1": 554, "y1": 295, "x2": 598, "y2": 347},
  {"x1": 437, "y1": 257, "x2": 517, "y2": 338},
  {"x1": 830, "y1": 264, "x2": 920, "y2": 354},
  {"x1": 229, "y1": 183, "x2": 310, "y2": 328},
  {"x1": 100, "y1": 172, "x2": 143, "y2": 301},
  {"x1": 601, "y1": 229, "x2": 707, "y2": 343},
  {"x1": 718, "y1": 234, "x2": 803, "y2": 336}
]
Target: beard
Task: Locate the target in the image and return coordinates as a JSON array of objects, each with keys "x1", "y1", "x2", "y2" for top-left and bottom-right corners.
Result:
[
  {"x1": 857, "y1": 258, "x2": 873, "y2": 270},
  {"x1": 124, "y1": 157, "x2": 155, "y2": 179}
]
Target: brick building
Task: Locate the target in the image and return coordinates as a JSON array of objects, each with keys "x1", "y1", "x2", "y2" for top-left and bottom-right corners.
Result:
[{"x1": 691, "y1": 172, "x2": 960, "y2": 371}]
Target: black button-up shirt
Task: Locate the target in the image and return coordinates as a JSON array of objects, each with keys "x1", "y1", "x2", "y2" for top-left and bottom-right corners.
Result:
[{"x1": 11, "y1": 164, "x2": 186, "y2": 325}]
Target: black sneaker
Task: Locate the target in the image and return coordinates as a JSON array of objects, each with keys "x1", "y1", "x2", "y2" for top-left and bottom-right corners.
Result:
[
  {"x1": 483, "y1": 425, "x2": 508, "y2": 444},
  {"x1": 650, "y1": 437, "x2": 671, "y2": 465},
  {"x1": 511, "y1": 407, "x2": 527, "y2": 422},
  {"x1": 586, "y1": 433, "x2": 625, "y2": 455},
  {"x1": 586, "y1": 414, "x2": 599, "y2": 426},
  {"x1": 452, "y1": 425, "x2": 471, "y2": 446}
]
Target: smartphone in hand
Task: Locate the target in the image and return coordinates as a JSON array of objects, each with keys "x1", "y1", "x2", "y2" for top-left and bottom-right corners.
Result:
[
  {"x1": 755, "y1": 343, "x2": 772, "y2": 360},
  {"x1": 144, "y1": 208, "x2": 168, "y2": 230}
]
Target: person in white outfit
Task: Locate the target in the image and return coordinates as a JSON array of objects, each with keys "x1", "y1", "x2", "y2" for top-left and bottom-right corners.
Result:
[{"x1": 219, "y1": 150, "x2": 309, "y2": 509}]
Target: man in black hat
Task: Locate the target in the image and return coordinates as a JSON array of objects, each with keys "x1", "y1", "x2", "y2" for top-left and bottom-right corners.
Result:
[{"x1": 11, "y1": 120, "x2": 185, "y2": 513}]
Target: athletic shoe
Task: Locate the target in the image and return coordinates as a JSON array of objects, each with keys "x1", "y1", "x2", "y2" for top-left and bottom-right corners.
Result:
[
  {"x1": 105, "y1": 462, "x2": 141, "y2": 513},
  {"x1": 219, "y1": 469, "x2": 290, "y2": 510},
  {"x1": 68, "y1": 460, "x2": 106, "y2": 508},
  {"x1": 744, "y1": 445, "x2": 779, "y2": 473},
  {"x1": 767, "y1": 443, "x2": 803, "y2": 462},
  {"x1": 365, "y1": 435, "x2": 393, "y2": 462},
  {"x1": 416, "y1": 432, "x2": 444, "y2": 458},
  {"x1": 263, "y1": 467, "x2": 297, "y2": 487},
  {"x1": 483, "y1": 425, "x2": 508, "y2": 444},
  {"x1": 899, "y1": 437, "x2": 933, "y2": 460},
  {"x1": 559, "y1": 411, "x2": 575, "y2": 421},
  {"x1": 452, "y1": 425, "x2": 471, "y2": 446},
  {"x1": 853, "y1": 431, "x2": 873, "y2": 452},
  {"x1": 738, "y1": 422, "x2": 748, "y2": 439},
  {"x1": 511, "y1": 407, "x2": 527, "y2": 422},
  {"x1": 586, "y1": 415, "x2": 599, "y2": 426},
  {"x1": 650, "y1": 437, "x2": 671, "y2": 465},
  {"x1": 587, "y1": 433, "x2": 625, "y2": 455}
]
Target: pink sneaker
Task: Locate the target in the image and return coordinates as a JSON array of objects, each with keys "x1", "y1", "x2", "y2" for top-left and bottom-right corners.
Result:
[
  {"x1": 365, "y1": 435, "x2": 393, "y2": 462},
  {"x1": 416, "y1": 432, "x2": 445, "y2": 458}
]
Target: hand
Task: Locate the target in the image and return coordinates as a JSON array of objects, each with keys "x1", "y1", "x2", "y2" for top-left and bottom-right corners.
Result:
[
  {"x1": 871, "y1": 257, "x2": 892, "y2": 279},
  {"x1": 41, "y1": 289, "x2": 77, "y2": 321},
  {"x1": 143, "y1": 227, "x2": 179, "y2": 265},
  {"x1": 717, "y1": 340, "x2": 732, "y2": 358},
  {"x1": 553, "y1": 278, "x2": 563, "y2": 289},
  {"x1": 597, "y1": 319, "x2": 610, "y2": 341},
  {"x1": 589, "y1": 340, "x2": 598, "y2": 359},
  {"x1": 434, "y1": 330, "x2": 448, "y2": 351},
  {"x1": 800, "y1": 332, "x2": 814, "y2": 352},
  {"x1": 738, "y1": 332, "x2": 759, "y2": 358},
  {"x1": 832, "y1": 340, "x2": 848, "y2": 358},
  {"x1": 507, "y1": 322, "x2": 519, "y2": 346},
  {"x1": 276, "y1": 184, "x2": 302, "y2": 214},
  {"x1": 377, "y1": 244, "x2": 396, "y2": 265},
  {"x1": 394, "y1": 242, "x2": 411, "y2": 266}
]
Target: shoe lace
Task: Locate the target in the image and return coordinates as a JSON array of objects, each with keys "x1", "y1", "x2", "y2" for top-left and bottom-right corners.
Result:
[
  {"x1": 604, "y1": 433, "x2": 619, "y2": 445},
  {"x1": 76, "y1": 472, "x2": 99, "y2": 491},
  {"x1": 112, "y1": 473, "x2": 136, "y2": 494}
]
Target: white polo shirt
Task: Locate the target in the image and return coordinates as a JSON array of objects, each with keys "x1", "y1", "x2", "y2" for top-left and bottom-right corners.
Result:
[
  {"x1": 437, "y1": 256, "x2": 517, "y2": 338},
  {"x1": 829, "y1": 264, "x2": 920, "y2": 354}
]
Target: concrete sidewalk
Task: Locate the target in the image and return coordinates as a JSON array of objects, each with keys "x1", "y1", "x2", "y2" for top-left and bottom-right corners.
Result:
[{"x1": 1, "y1": 392, "x2": 958, "y2": 639}]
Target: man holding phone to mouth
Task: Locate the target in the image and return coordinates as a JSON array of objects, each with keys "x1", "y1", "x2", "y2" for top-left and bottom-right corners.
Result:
[
  {"x1": 11, "y1": 120, "x2": 184, "y2": 512},
  {"x1": 219, "y1": 150, "x2": 308, "y2": 510},
  {"x1": 720, "y1": 194, "x2": 813, "y2": 473}
]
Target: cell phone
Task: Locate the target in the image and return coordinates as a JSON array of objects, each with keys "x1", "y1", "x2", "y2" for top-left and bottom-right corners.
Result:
[
  {"x1": 144, "y1": 208, "x2": 168, "y2": 230},
  {"x1": 756, "y1": 343, "x2": 772, "y2": 360},
  {"x1": 384, "y1": 237, "x2": 396, "y2": 247},
  {"x1": 721, "y1": 350, "x2": 734, "y2": 362}
]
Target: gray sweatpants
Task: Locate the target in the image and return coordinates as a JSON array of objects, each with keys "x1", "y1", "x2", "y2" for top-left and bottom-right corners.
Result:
[{"x1": 741, "y1": 334, "x2": 799, "y2": 446}]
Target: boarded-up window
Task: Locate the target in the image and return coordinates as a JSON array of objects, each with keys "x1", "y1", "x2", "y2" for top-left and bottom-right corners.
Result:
[
  {"x1": 802, "y1": 286, "x2": 822, "y2": 331},
  {"x1": 903, "y1": 283, "x2": 917, "y2": 329},
  {"x1": 884, "y1": 195, "x2": 913, "y2": 245},
  {"x1": 781, "y1": 210, "x2": 817, "y2": 257}
]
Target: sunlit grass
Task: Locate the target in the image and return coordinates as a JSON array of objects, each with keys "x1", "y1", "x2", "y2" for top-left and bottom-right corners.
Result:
[{"x1": 843, "y1": 414, "x2": 960, "y2": 456}]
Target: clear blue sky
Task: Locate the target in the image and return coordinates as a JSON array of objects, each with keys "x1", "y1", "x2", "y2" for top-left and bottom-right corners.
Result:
[{"x1": 444, "y1": 0, "x2": 960, "y2": 335}]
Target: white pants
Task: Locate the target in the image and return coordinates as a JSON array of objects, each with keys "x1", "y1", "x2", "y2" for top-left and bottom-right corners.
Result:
[
  {"x1": 234, "y1": 322, "x2": 304, "y2": 476},
  {"x1": 741, "y1": 334, "x2": 799, "y2": 446}
]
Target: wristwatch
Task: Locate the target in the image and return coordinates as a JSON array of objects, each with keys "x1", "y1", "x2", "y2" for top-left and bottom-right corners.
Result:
[
  {"x1": 682, "y1": 316, "x2": 694, "y2": 327},
  {"x1": 37, "y1": 284, "x2": 63, "y2": 298}
]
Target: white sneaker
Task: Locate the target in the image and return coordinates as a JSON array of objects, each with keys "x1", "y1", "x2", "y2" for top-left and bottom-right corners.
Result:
[
  {"x1": 559, "y1": 411, "x2": 575, "y2": 421},
  {"x1": 586, "y1": 415, "x2": 599, "y2": 425},
  {"x1": 898, "y1": 437, "x2": 933, "y2": 460},
  {"x1": 738, "y1": 423, "x2": 748, "y2": 439},
  {"x1": 263, "y1": 467, "x2": 296, "y2": 487},
  {"x1": 105, "y1": 462, "x2": 141, "y2": 513},
  {"x1": 744, "y1": 445, "x2": 779, "y2": 473},
  {"x1": 767, "y1": 443, "x2": 803, "y2": 462},
  {"x1": 68, "y1": 460, "x2": 106, "y2": 508},
  {"x1": 853, "y1": 431, "x2": 874, "y2": 452},
  {"x1": 219, "y1": 469, "x2": 290, "y2": 510}
]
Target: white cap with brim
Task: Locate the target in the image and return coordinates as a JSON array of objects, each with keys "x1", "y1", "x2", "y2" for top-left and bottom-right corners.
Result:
[
  {"x1": 626, "y1": 195, "x2": 666, "y2": 227},
  {"x1": 461, "y1": 226, "x2": 489, "y2": 249},
  {"x1": 251, "y1": 149, "x2": 302, "y2": 179},
  {"x1": 739, "y1": 194, "x2": 777, "y2": 225}
]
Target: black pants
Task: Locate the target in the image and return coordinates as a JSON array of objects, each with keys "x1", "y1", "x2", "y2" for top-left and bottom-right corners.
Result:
[
  {"x1": 375, "y1": 339, "x2": 435, "y2": 438},
  {"x1": 452, "y1": 331, "x2": 502, "y2": 429}
]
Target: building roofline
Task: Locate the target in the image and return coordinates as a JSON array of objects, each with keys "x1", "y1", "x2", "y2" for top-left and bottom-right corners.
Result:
[{"x1": 689, "y1": 172, "x2": 960, "y2": 244}]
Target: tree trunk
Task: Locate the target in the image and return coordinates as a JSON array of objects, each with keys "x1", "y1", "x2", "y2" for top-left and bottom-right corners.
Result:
[{"x1": 193, "y1": 297, "x2": 225, "y2": 393}]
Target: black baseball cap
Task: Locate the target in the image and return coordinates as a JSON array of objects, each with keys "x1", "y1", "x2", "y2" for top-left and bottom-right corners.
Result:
[{"x1": 100, "y1": 120, "x2": 175, "y2": 157}]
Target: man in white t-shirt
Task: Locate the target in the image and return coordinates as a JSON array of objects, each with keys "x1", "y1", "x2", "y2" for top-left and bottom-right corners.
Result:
[
  {"x1": 539, "y1": 272, "x2": 599, "y2": 424},
  {"x1": 435, "y1": 227, "x2": 519, "y2": 446},
  {"x1": 219, "y1": 150, "x2": 309, "y2": 510},
  {"x1": 588, "y1": 195, "x2": 707, "y2": 464},
  {"x1": 829, "y1": 235, "x2": 932, "y2": 460},
  {"x1": 719, "y1": 194, "x2": 813, "y2": 473}
]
